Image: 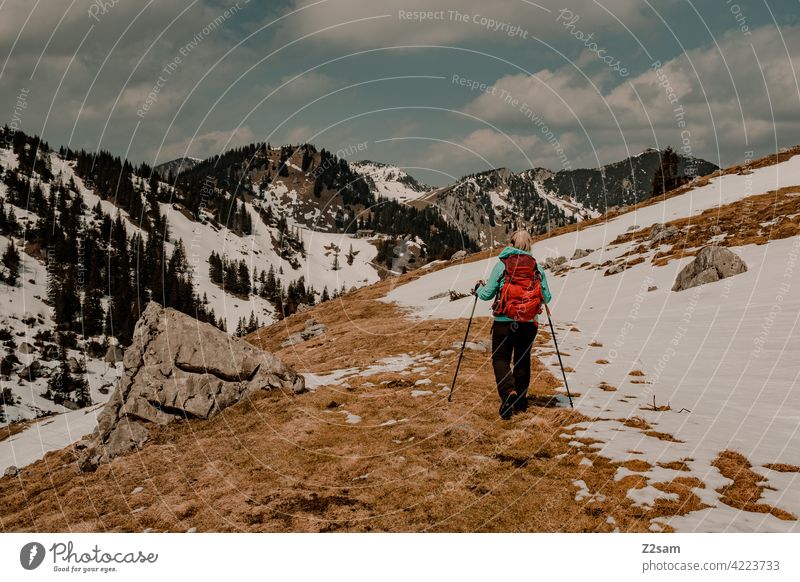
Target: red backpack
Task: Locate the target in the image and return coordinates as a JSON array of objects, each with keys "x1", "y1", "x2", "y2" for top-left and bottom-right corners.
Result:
[{"x1": 492, "y1": 254, "x2": 544, "y2": 322}]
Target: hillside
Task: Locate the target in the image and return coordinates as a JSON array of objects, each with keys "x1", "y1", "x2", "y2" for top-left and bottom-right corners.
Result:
[
  {"x1": 418, "y1": 148, "x2": 717, "y2": 248},
  {"x1": 1, "y1": 147, "x2": 797, "y2": 533},
  {"x1": 350, "y1": 160, "x2": 431, "y2": 204},
  {"x1": 0, "y1": 130, "x2": 474, "y2": 425},
  {"x1": 153, "y1": 156, "x2": 203, "y2": 180}
]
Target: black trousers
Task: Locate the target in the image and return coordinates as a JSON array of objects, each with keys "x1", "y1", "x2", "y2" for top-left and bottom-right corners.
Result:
[{"x1": 491, "y1": 321, "x2": 538, "y2": 401}]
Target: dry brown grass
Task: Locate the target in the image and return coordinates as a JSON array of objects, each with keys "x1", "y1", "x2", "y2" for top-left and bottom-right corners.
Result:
[
  {"x1": 629, "y1": 370, "x2": 645, "y2": 377},
  {"x1": 0, "y1": 278, "x2": 671, "y2": 533},
  {"x1": 608, "y1": 182, "x2": 800, "y2": 268},
  {"x1": 657, "y1": 460, "x2": 691, "y2": 472},
  {"x1": 595, "y1": 359, "x2": 610, "y2": 365},
  {"x1": 763, "y1": 463, "x2": 800, "y2": 473},
  {"x1": 643, "y1": 431, "x2": 683, "y2": 443},
  {"x1": 712, "y1": 451, "x2": 797, "y2": 521},
  {"x1": 621, "y1": 417, "x2": 651, "y2": 430},
  {"x1": 0, "y1": 416, "x2": 48, "y2": 443},
  {"x1": 589, "y1": 341, "x2": 603, "y2": 348}
]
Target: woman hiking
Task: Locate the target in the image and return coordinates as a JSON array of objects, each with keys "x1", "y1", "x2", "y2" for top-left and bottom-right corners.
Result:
[{"x1": 473, "y1": 230, "x2": 552, "y2": 420}]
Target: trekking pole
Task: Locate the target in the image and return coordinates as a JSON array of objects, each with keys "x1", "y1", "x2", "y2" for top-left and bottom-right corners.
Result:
[
  {"x1": 544, "y1": 303, "x2": 574, "y2": 408},
  {"x1": 448, "y1": 291, "x2": 479, "y2": 403}
]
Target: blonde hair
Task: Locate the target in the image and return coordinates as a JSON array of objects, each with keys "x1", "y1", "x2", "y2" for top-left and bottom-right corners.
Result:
[{"x1": 509, "y1": 230, "x2": 532, "y2": 251}]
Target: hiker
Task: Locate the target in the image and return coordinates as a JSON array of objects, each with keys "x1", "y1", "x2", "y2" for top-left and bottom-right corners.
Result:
[{"x1": 473, "y1": 230, "x2": 551, "y2": 420}]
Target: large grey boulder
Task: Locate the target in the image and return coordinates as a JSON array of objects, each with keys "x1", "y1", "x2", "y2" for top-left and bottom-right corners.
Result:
[
  {"x1": 571, "y1": 248, "x2": 593, "y2": 260},
  {"x1": 672, "y1": 246, "x2": 747, "y2": 292},
  {"x1": 450, "y1": 250, "x2": 467, "y2": 262},
  {"x1": 78, "y1": 302, "x2": 305, "y2": 471}
]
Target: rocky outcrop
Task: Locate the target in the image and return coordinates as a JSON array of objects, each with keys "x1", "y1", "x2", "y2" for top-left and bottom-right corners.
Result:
[
  {"x1": 672, "y1": 246, "x2": 747, "y2": 292},
  {"x1": 571, "y1": 248, "x2": 593, "y2": 260},
  {"x1": 78, "y1": 302, "x2": 305, "y2": 471},
  {"x1": 542, "y1": 256, "x2": 567, "y2": 270},
  {"x1": 649, "y1": 223, "x2": 680, "y2": 245},
  {"x1": 450, "y1": 250, "x2": 467, "y2": 262},
  {"x1": 281, "y1": 318, "x2": 329, "y2": 347}
]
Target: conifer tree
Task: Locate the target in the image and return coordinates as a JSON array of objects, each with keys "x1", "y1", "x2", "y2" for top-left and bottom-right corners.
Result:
[{"x1": 1, "y1": 240, "x2": 20, "y2": 286}]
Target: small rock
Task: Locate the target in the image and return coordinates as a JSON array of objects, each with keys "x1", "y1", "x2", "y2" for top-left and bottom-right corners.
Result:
[
  {"x1": 4, "y1": 465, "x2": 19, "y2": 478},
  {"x1": 296, "y1": 303, "x2": 311, "y2": 313},
  {"x1": 604, "y1": 263, "x2": 625, "y2": 276},
  {"x1": 281, "y1": 319, "x2": 329, "y2": 347},
  {"x1": 543, "y1": 256, "x2": 567, "y2": 270},
  {"x1": 648, "y1": 223, "x2": 680, "y2": 244},
  {"x1": 131, "y1": 486, "x2": 144, "y2": 495},
  {"x1": 104, "y1": 345, "x2": 125, "y2": 363},
  {"x1": 571, "y1": 248, "x2": 593, "y2": 260},
  {"x1": 451, "y1": 340, "x2": 490, "y2": 352},
  {"x1": 18, "y1": 342, "x2": 35, "y2": 355},
  {"x1": 647, "y1": 286, "x2": 658, "y2": 292},
  {"x1": 450, "y1": 250, "x2": 467, "y2": 262},
  {"x1": 186, "y1": 527, "x2": 197, "y2": 533}
]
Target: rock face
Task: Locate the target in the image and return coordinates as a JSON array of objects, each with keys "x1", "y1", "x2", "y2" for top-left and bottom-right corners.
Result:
[
  {"x1": 672, "y1": 246, "x2": 747, "y2": 292},
  {"x1": 281, "y1": 318, "x2": 329, "y2": 347},
  {"x1": 78, "y1": 302, "x2": 305, "y2": 471}
]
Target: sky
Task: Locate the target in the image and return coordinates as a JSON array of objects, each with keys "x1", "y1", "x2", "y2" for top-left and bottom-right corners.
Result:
[{"x1": 1, "y1": 0, "x2": 799, "y2": 185}]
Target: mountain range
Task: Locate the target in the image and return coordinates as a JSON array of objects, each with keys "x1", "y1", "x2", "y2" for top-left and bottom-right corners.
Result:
[{"x1": 0, "y1": 126, "x2": 716, "y2": 425}]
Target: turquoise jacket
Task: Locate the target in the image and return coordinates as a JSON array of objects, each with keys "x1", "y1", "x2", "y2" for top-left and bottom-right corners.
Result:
[{"x1": 476, "y1": 246, "x2": 552, "y2": 323}]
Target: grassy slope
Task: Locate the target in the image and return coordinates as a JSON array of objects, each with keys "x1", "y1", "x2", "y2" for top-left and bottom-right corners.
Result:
[{"x1": 2, "y1": 148, "x2": 798, "y2": 532}]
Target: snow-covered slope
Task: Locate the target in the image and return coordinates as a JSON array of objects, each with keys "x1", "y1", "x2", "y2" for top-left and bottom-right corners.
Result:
[
  {"x1": 153, "y1": 156, "x2": 202, "y2": 179},
  {"x1": 0, "y1": 142, "x2": 384, "y2": 427},
  {"x1": 383, "y1": 152, "x2": 800, "y2": 532},
  {"x1": 351, "y1": 160, "x2": 430, "y2": 204}
]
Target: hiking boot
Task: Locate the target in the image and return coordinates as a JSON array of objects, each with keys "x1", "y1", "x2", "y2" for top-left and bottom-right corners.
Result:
[
  {"x1": 499, "y1": 392, "x2": 517, "y2": 420},
  {"x1": 513, "y1": 393, "x2": 528, "y2": 412}
]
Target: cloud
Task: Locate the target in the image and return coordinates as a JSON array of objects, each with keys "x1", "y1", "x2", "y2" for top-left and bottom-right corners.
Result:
[
  {"x1": 460, "y1": 25, "x2": 800, "y2": 166},
  {"x1": 153, "y1": 125, "x2": 256, "y2": 162},
  {"x1": 274, "y1": 0, "x2": 650, "y2": 49},
  {"x1": 422, "y1": 128, "x2": 541, "y2": 169}
]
